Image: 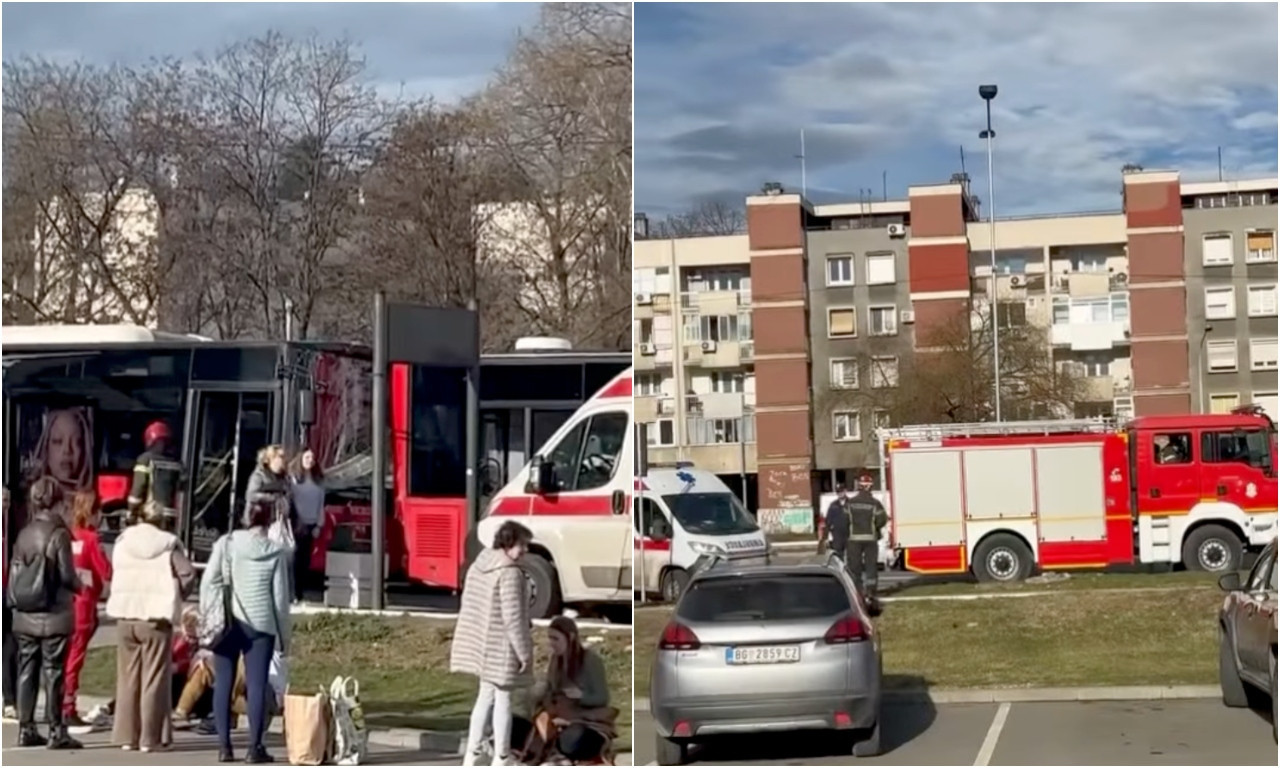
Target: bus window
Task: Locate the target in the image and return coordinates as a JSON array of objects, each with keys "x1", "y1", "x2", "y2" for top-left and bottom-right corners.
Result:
[{"x1": 409, "y1": 366, "x2": 466, "y2": 498}]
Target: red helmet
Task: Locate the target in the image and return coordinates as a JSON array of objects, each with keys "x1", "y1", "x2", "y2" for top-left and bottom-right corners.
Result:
[
  {"x1": 144, "y1": 420, "x2": 172, "y2": 447},
  {"x1": 857, "y1": 474, "x2": 874, "y2": 489}
]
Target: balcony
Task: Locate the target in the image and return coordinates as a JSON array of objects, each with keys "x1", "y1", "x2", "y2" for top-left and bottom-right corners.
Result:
[
  {"x1": 1049, "y1": 271, "x2": 1130, "y2": 296},
  {"x1": 680, "y1": 290, "x2": 750, "y2": 315},
  {"x1": 634, "y1": 395, "x2": 659, "y2": 423},
  {"x1": 684, "y1": 339, "x2": 743, "y2": 368},
  {"x1": 687, "y1": 392, "x2": 746, "y2": 420},
  {"x1": 1050, "y1": 295, "x2": 1130, "y2": 350}
]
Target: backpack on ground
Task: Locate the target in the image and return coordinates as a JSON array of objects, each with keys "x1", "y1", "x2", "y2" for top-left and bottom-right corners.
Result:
[
  {"x1": 328, "y1": 676, "x2": 368, "y2": 766},
  {"x1": 7, "y1": 541, "x2": 54, "y2": 613}
]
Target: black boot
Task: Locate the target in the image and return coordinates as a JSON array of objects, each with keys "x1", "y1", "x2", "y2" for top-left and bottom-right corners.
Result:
[
  {"x1": 245, "y1": 745, "x2": 276, "y2": 763},
  {"x1": 46, "y1": 726, "x2": 83, "y2": 750},
  {"x1": 17, "y1": 725, "x2": 47, "y2": 748}
]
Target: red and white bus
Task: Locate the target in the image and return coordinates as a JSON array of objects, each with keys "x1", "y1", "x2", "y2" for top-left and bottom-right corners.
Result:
[
  {"x1": 877, "y1": 409, "x2": 1278, "y2": 582},
  {"x1": 2, "y1": 324, "x2": 628, "y2": 616}
]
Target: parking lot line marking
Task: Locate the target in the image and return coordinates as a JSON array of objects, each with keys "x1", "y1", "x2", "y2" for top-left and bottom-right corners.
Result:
[{"x1": 973, "y1": 701, "x2": 1011, "y2": 766}]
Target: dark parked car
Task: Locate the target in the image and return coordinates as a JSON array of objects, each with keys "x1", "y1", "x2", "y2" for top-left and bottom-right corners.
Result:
[{"x1": 1218, "y1": 536, "x2": 1277, "y2": 743}]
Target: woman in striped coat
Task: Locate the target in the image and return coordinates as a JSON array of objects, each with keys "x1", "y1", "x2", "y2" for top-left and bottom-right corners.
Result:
[{"x1": 450, "y1": 521, "x2": 535, "y2": 767}]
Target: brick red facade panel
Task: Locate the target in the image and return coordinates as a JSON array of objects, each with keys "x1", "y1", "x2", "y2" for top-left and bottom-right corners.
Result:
[
  {"x1": 908, "y1": 193, "x2": 966, "y2": 238},
  {"x1": 747, "y1": 204, "x2": 803, "y2": 251},
  {"x1": 756, "y1": 409, "x2": 811, "y2": 459},
  {"x1": 1124, "y1": 181, "x2": 1182, "y2": 229},
  {"x1": 1129, "y1": 286, "x2": 1187, "y2": 337},
  {"x1": 1127, "y1": 231, "x2": 1186, "y2": 285},
  {"x1": 912, "y1": 296, "x2": 969, "y2": 348},
  {"x1": 1131, "y1": 339, "x2": 1189, "y2": 389},
  {"x1": 1134, "y1": 392, "x2": 1191, "y2": 416},
  {"x1": 754, "y1": 358, "x2": 810, "y2": 408},
  {"x1": 753, "y1": 305, "x2": 808, "y2": 356},
  {"x1": 750, "y1": 253, "x2": 805, "y2": 303},
  {"x1": 758, "y1": 463, "x2": 813, "y2": 512},
  {"x1": 907, "y1": 242, "x2": 970, "y2": 294}
]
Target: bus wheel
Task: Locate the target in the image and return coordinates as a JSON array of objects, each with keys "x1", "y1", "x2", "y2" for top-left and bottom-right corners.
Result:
[
  {"x1": 1183, "y1": 525, "x2": 1242, "y2": 573},
  {"x1": 523, "y1": 553, "x2": 562, "y2": 619},
  {"x1": 973, "y1": 534, "x2": 1033, "y2": 583},
  {"x1": 660, "y1": 568, "x2": 690, "y2": 603}
]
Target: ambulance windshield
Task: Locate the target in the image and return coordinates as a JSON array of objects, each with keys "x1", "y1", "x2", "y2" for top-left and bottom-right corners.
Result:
[{"x1": 663, "y1": 492, "x2": 759, "y2": 536}]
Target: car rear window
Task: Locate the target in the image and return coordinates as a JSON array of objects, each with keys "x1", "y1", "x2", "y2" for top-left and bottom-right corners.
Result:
[{"x1": 677, "y1": 574, "x2": 852, "y2": 623}]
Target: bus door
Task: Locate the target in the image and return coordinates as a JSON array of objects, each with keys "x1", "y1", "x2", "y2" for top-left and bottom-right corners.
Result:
[{"x1": 183, "y1": 388, "x2": 275, "y2": 562}]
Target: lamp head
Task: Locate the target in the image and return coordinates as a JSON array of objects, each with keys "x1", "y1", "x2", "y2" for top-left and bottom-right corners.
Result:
[{"x1": 979, "y1": 84, "x2": 998, "y2": 101}]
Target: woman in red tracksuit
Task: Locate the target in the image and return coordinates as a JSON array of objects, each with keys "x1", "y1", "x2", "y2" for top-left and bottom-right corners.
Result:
[{"x1": 64, "y1": 490, "x2": 112, "y2": 727}]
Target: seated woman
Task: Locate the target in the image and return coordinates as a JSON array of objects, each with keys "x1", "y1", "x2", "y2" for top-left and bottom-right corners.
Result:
[{"x1": 513, "y1": 617, "x2": 617, "y2": 765}]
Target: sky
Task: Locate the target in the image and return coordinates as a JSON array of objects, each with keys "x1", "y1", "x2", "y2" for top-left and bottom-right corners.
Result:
[
  {"x1": 635, "y1": 2, "x2": 1279, "y2": 218},
  {"x1": 2, "y1": 2, "x2": 539, "y2": 103}
]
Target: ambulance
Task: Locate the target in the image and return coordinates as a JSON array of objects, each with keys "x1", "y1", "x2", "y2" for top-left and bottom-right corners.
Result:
[
  {"x1": 633, "y1": 464, "x2": 770, "y2": 602},
  {"x1": 476, "y1": 368, "x2": 635, "y2": 619}
]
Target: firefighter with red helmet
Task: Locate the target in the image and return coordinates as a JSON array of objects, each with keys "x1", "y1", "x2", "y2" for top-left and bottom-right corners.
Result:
[
  {"x1": 126, "y1": 420, "x2": 182, "y2": 525},
  {"x1": 846, "y1": 473, "x2": 888, "y2": 596}
]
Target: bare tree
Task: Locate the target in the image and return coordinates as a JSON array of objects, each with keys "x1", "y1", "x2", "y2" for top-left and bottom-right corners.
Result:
[
  {"x1": 651, "y1": 200, "x2": 746, "y2": 238},
  {"x1": 817, "y1": 303, "x2": 1086, "y2": 428}
]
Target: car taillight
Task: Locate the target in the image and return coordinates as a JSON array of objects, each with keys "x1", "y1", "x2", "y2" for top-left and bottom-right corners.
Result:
[
  {"x1": 659, "y1": 621, "x2": 702, "y2": 650},
  {"x1": 824, "y1": 615, "x2": 867, "y2": 644}
]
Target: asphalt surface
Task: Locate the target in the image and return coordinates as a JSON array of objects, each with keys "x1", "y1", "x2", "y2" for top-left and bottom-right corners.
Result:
[
  {"x1": 632, "y1": 699, "x2": 1278, "y2": 765},
  {"x1": 1, "y1": 723, "x2": 459, "y2": 766}
]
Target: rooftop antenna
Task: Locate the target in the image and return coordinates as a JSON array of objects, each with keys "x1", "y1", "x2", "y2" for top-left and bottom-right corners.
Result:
[{"x1": 796, "y1": 129, "x2": 807, "y2": 199}]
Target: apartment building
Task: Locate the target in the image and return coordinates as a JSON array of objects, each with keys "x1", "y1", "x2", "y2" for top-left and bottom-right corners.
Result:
[{"x1": 635, "y1": 168, "x2": 1277, "y2": 526}]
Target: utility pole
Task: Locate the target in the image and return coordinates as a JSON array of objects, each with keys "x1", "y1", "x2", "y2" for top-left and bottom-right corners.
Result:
[{"x1": 979, "y1": 84, "x2": 1002, "y2": 422}]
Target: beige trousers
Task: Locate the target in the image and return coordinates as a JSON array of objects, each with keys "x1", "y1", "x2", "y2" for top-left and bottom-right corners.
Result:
[{"x1": 113, "y1": 619, "x2": 174, "y2": 749}]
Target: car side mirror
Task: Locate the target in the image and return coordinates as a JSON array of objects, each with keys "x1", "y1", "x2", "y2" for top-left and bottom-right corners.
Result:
[
  {"x1": 1218, "y1": 572, "x2": 1242, "y2": 592},
  {"x1": 525, "y1": 456, "x2": 556, "y2": 495}
]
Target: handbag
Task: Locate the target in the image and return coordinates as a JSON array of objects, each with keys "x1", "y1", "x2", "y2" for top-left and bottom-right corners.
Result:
[
  {"x1": 198, "y1": 533, "x2": 235, "y2": 649},
  {"x1": 329, "y1": 676, "x2": 368, "y2": 766}
]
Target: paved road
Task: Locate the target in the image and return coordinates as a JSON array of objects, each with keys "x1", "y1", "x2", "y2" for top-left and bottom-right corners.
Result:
[
  {"x1": 1, "y1": 723, "x2": 459, "y2": 766},
  {"x1": 632, "y1": 699, "x2": 1276, "y2": 765}
]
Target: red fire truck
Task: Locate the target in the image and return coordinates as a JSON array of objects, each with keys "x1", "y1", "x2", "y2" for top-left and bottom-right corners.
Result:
[{"x1": 877, "y1": 408, "x2": 1278, "y2": 582}]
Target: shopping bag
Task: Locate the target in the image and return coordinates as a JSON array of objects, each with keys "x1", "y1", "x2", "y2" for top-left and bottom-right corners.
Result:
[
  {"x1": 268, "y1": 512, "x2": 297, "y2": 552},
  {"x1": 269, "y1": 652, "x2": 289, "y2": 707},
  {"x1": 283, "y1": 690, "x2": 331, "y2": 766},
  {"x1": 329, "y1": 676, "x2": 369, "y2": 766}
]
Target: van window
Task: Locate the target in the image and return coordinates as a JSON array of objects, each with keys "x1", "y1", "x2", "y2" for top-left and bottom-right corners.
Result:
[
  {"x1": 543, "y1": 411, "x2": 627, "y2": 492},
  {"x1": 1153, "y1": 432, "x2": 1192, "y2": 465},
  {"x1": 664, "y1": 492, "x2": 759, "y2": 535},
  {"x1": 633, "y1": 497, "x2": 667, "y2": 538}
]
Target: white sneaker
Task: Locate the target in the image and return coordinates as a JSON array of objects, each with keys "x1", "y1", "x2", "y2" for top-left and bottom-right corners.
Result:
[{"x1": 2, "y1": 705, "x2": 16, "y2": 722}]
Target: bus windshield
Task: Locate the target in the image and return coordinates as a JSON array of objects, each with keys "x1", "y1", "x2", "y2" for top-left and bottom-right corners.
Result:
[{"x1": 663, "y1": 491, "x2": 759, "y2": 536}]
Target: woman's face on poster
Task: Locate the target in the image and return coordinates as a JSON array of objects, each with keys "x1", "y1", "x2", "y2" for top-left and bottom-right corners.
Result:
[{"x1": 47, "y1": 409, "x2": 86, "y2": 486}]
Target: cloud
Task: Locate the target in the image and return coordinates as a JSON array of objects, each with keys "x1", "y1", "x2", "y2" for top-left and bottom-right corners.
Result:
[
  {"x1": 2, "y1": 2, "x2": 537, "y2": 103},
  {"x1": 635, "y1": 2, "x2": 1278, "y2": 218}
]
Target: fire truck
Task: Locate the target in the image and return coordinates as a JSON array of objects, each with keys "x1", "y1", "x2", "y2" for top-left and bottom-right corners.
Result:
[
  {"x1": 877, "y1": 408, "x2": 1277, "y2": 582},
  {"x1": 1, "y1": 324, "x2": 628, "y2": 611}
]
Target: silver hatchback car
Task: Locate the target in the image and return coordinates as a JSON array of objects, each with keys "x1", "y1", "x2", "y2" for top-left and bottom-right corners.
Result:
[{"x1": 649, "y1": 556, "x2": 883, "y2": 765}]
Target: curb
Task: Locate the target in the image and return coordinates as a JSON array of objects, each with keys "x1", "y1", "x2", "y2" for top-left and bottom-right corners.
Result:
[{"x1": 633, "y1": 685, "x2": 1219, "y2": 711}]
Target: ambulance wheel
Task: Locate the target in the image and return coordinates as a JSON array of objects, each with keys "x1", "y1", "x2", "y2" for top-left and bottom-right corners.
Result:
[
  {"x1": 523, "y1": 553, "x2": 562, "y2": 619},
  {"x1": 1183, "y1": 525, "x2": 1242, "y2": 573},
  {"x1": 660, "y1": 568, "x2": 690, "y2": 603},
  {"x1": 972, "y1": 534, "x2": 1033, "y2": 583}
]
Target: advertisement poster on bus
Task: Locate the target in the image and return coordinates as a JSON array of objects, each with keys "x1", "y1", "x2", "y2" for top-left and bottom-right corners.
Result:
[{"x1": 16, "y1": 404, "x2": 96, "y2": 525}]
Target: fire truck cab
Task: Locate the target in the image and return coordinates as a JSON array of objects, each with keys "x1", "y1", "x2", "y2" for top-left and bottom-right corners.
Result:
[{"x1": 476, "y1": 368, "x2": 634, "y2": 619}]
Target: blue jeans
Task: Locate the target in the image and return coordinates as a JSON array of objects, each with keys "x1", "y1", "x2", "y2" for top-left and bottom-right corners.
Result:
[{"x1": 213, "y1": 621, "x2": 275, "y2": 753}]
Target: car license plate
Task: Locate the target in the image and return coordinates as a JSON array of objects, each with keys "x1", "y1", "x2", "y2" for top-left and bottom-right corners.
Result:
[{"x1": 725, "y1": 645, "x2": 801, "y2": 665}]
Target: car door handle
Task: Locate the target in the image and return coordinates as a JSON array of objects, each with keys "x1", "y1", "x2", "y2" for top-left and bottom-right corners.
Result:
[{"x1": 1149, "y1": 488, "x2": 1161, "y2": 498}]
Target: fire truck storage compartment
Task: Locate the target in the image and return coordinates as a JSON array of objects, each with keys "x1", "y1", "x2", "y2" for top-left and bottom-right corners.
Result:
[
  {"x1": 891, "y1": 450, "x2": 964, "y2": 548},
  {"x1": 963, "y1": 448, "x2": 1035, "y2": 521},
  {"x1": 1034, "y1": 445, "x2": 1106, "y2": 542}
]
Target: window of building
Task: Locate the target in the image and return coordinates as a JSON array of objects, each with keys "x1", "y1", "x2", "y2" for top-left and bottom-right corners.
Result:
[
  {"x1": 1072, "y1": 252, "x2": 1108, "y2": 273},
  {"x1": 830, "y1": 358, "x2": 858, "y2": 389},
  {"x1": 635, "y1": 373, "x2": 662, "y2": 396},
  {"x1": 1205, "y1": 286, "x2": 1237, "y2": 320},
  {"x1": 827, "y1": 254, "x2": 854, "y2": 286},
  {"x1": 998, "y1": 302, "x2": 1028, "y2": 328},
  {"x1": 1202, "y1": 233, "x2": 1234, "y2": 266},
  {"x1": 1253, "y1": 391, "x2": 1278, "y2": 419},
  {"x1": 1250, "y1": 338, "x2": 1278, "y2": 371},
  {"x1": 1246, "y1": 230, "x2": 1276, "y2": 263},
  {"x1": 1111, "y1": 293, "x2": 1130, "y2": 322},
  {"x1": 866, "y1": 252, "x2": 896, "y2": 285},
  {"x1": 1206, "y1": 340, "x2": 1238, "y2": 372},
  {"x1": 1051, "y1": 297, "x2": 1069, "y2": 325},
  {"x1": 873, "y1": 409, "x2": 891, "y2": 430},
  {"x1": 1210, "y1": 393, "x2": 1241, "y2": 414},
  {"x1": 737, "y1": 311, "x2": 752, "y2": 341},
  {"x1": 869, "y1": 305, "x2": 897, "y2": 336},
  {"x1": 832, "y1": 411, "x2": 861, "y2": 442},
  {"x1": 1247, "y1": 284, "x2": 1277, "y2": 317},
  {"x1": 686, "y1": 268, "x2": 748, "y2": 293},
  {"x1": 647, "y1": 418, "x2": 674, "y2": 447},
  {"x1": 828, "y1": 307, "x2": 857, "y2": 337},
  {"x1": 1081, "y1": 354, "x2": 1111, "y2": 377},
  {"x1": 700, "y1": 314, "x2": 739, "y2": 341},
  {"x1": 710, "y1": 371, "x2": 744, "y2": 393},
  {"x1": 871, "y1": 356, "x2": 899, "y2": 388}
]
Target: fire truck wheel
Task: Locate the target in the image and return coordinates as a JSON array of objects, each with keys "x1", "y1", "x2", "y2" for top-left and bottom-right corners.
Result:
[
  {"x1": 1218, "y1": 625, "x2": 1249, "y2": 707},
  {"x1": 972, "y1": 534, "x2": 1033, "y2": 583},
  {"x1": 1183, "y1": 525, "x2": 1242, "y2": 573},
  {"x1": 660, "y1": 568, "x2": 691, "y2": 603},
  {"x1": 523, "y1": 553, "x2": 562, "y2": 619}
]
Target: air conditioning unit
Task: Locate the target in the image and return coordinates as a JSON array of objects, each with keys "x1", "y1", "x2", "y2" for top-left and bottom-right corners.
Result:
[
  {"x1": 1009, "y1": 275, "x2": 1024, "y2": 288},
  {"x1": 886, "y1": 223, "x2": 907, "y2": 238},
  {"x1": 635, "y1": 292, "x2": 653, "y2": 305},
  {"x1": 900, "y1": 310, "x2": 916, "y2": 324},
  {"x1": 701, "y1": 340, "x2": 718, "y2": 353},
  {"x1": 639, "y1": 343, "x2": 656, "y2": 356}
]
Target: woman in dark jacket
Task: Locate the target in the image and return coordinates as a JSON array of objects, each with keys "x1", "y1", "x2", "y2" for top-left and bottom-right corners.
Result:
[
  {"x1": 7, "y1": 476, "x2": 83, "y2": 749},
  {"x1": 244, "y1": 445, "x2": 290, "y2": 519}
]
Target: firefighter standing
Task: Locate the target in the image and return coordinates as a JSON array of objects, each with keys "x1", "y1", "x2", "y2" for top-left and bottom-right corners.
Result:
[
  {"x1": 824, "y1": 486, "x2": 851, "y2": 562},
  {"x1": 846, "y1": 474, "x2": 888, "y2": 596},
  {"x1": 127, "y1": 421, "x2": 183, "y2": 526}
]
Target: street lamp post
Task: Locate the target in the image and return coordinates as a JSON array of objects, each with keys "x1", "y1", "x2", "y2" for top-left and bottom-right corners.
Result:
[
  {"x1": 979, "y1": 84, "x2": 1002, "y2": 422},
  {"x1": 1198, "y1": 324, "x2": 1216, "y2": 413}
]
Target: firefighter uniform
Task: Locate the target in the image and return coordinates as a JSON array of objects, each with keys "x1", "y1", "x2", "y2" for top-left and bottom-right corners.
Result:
[
  {"x1": 127, "y1": 450, "x2": 182, "y2": 522},
  {"x1": 846, "y1": 488, "x2": 888, "y2": 595}
]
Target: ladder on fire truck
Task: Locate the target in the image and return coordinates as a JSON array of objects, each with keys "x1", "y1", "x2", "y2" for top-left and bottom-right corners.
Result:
[{"x1": 875, "y1": 417, "x2": 1117, "y2": 443}]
